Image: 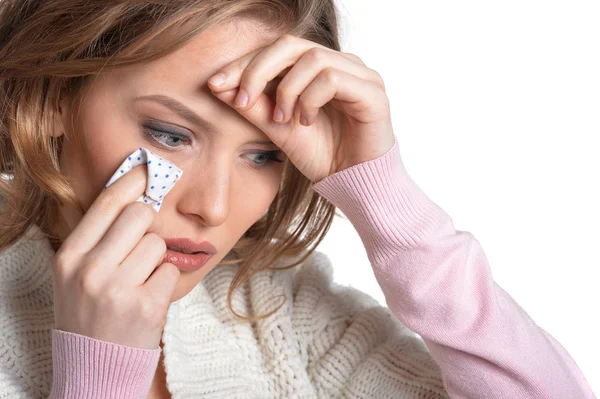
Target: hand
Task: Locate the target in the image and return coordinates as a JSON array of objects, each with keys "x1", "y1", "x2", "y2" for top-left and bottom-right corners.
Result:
[
  {"x1": 207, "y1": 34, "x2": 396, "y2": 183},
  {"x1": 51, "y1": 165, "x2": 180, "y2": 350}
]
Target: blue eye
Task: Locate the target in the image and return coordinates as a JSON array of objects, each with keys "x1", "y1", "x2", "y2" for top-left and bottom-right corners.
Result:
[
  {"x1": 142, "y1": 121, "x2": 284, "y2": 169},
  {"x1": 247, "y1": 151, "x2": 285, "y2": 168},
  {"x1": 143, "y1": 126, "x2": 190, "y2": 149}
]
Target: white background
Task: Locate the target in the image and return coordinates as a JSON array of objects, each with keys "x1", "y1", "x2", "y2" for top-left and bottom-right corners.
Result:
[{"x1": 317, "y1": 0, "x2": 599, "y2": 394}]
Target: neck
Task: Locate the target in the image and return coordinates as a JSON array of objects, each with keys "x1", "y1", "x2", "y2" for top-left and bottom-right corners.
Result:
[{"x1": 47, "y1": 208, "x2": 70, "y2": 253}]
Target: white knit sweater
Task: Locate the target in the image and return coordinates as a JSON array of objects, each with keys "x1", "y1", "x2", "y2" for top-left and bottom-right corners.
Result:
[{"x1": 0, "y1": 223, "x2": 447, "y2": 398}]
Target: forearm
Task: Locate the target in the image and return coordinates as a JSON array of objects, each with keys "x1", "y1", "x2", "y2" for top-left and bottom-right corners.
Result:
[{"x1": 312, "y1": 136, "x2": 595, "y2": 398}]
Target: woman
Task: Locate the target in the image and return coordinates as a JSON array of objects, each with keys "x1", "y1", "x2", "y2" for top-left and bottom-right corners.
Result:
[{"x1": 0, "y1": 1, "x2": 595, "y2": 398}]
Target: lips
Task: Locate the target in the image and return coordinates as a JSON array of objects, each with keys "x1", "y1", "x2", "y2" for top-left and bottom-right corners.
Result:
[
  {"x1": 162, "y1": 249, "x2": 213, "y2": 271},
  {"x1": 163, "y1": 237, "x2": 217, "y2": 255},
  {"x1": 161, "y1": 237, "x2": 216, "y2": 271},
  {"x1": 168, "y1": 247, "x2": 201, "y2": 255}
]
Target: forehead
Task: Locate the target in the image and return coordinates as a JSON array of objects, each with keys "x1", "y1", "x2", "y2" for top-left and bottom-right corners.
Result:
[{"x1": 111, "y1": 17, "x2": 281, "y2": 93}]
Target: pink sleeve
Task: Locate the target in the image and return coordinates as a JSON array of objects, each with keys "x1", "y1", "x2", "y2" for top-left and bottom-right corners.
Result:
[
  {"x1": 49, "y1": 329, "x2": 161, "y2": 399},
  {"x1": 312, "y1": 136, "x2": 596, "y2": 399}
]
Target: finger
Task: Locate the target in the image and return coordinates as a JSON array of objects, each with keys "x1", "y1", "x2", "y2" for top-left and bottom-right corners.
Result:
[
  {"x1": 118, "y1": 232, "x2": 166, "y2": 286},
  {"x1": 271, "y1": 47, "x2": 382, "y2": 124},
  {"x1": 60, "y1": 164, "x2": 150, "y2": 258},
  {"x1": 211, "y1": 68, "x2": 386, "y2": 151},
  {"x1": 85, "y1": 200, "x2": 162, "y2": 275},
  {"x1": 227, "y1": 37, "x2": 314, "y2": 110},
  {"x1": 299, "y1": 68, "x2": 387, "y2": 126},
  {"x1": 210, "y1": 86, "x2": 292, "y2": 151},
  {"x1": 143, "y1": 262, "x2": 180, "y2": 304},
  {"x1": 207, "y1": 34, "x2": 364, "y2": 103}
]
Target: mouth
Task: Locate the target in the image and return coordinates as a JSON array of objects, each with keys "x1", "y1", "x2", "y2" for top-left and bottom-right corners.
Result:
[
  {"x1": 167, "y1": 246, "x2": 203, "y2": 255},
  {"x1": 163, "y1": 249, "x2": 213, "y2": 272},
  {"x1": 163, "y1": 237, "x2": 217, "y2": 255}
]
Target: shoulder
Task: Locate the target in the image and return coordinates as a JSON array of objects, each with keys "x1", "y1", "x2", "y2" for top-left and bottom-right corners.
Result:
[
  {"x1": 287, "y1": 250, "x2": 449, "y2": 398},
  {"x1": 0, "y1": 223, "x2": 55, "y2": 294},
  {"x1": 0, "y1": 223, "x2": 55, "y2": 397},
  {"x1": 288, "y1": 249, "x2": 417, "y2": 340}
]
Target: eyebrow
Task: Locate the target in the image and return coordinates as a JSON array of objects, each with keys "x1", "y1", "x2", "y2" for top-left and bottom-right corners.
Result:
[{"x1": 133, "y1": 94, "x2": 277, "y2": 147}]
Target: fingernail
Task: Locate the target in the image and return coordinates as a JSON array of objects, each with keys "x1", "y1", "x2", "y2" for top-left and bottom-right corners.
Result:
[
  {"x1": 208, "y1": 73, "x2": 226, "y2": 86},
  {"x1": 234, "y1": 89, "x2": 248, "y2": 107},
  {"x1": 273, "y1": 105, "x2": 284, "y2": 122},
  {"x1": 300, "y1": 114, "x2": 309, "y2": 126}
]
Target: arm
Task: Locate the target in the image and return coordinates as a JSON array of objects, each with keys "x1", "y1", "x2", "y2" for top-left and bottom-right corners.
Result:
[
  {"x1": 312, "y1": 135, "x2": 596, "y2": 399},
  {"x1": 49, "y1": 329, "x2": 160, "y2": 399}
]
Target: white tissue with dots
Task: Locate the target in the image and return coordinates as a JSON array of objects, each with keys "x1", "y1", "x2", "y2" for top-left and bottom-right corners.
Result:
[{"x1": 103, "y1": 147, "x2": 183, "y2": 213}]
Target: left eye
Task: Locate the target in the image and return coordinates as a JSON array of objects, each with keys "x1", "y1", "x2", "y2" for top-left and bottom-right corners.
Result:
[
  {"x1": 246, "y1": 151, "x2": 285, "y2": 167},
  {"x1": 144, "y1": 127, "x2": 190, "y2": 148}
]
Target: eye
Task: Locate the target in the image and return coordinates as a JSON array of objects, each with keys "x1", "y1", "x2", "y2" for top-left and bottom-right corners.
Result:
[
  {"x1": 246, "y1": 151, "x2": 285, "y2": 168},
  {"x1": 142, "y1": 120, "x2": 284, "y2": 169},
  {"x1": 142, "y1": 123, "x2": 191, "y2": 149}
]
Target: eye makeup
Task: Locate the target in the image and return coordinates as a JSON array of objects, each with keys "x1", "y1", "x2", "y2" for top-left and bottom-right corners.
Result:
[
  {"x1": 140, "y1": 119, "x2": 285, "y2": 169},
  {"x1": 142, "y1": 120, "x2": 191, "y2": 149}
]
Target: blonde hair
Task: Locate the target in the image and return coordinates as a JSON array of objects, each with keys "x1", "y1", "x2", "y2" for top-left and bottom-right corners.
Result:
[{"x1": 0, "y1": 0, "x2": 343, "y2": 321}]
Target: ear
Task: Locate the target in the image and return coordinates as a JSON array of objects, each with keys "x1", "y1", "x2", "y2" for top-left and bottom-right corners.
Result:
[{"x1": 49, "y1": 93, "x2": 69, "y2": 138}]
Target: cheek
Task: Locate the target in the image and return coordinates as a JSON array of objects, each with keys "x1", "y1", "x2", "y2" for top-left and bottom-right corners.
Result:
[
  {"x1": 66, "y1": 111, "x2": 144, "y2": 209},
  {"x1": 62, "y1": 128, "x2": 139, "y2": 211},
  {"x1": 234, "y1": 175, "x2": 281, "y2": 227},
  {"x1": 77, "y1": 150, "x2": 124, "y2": 210}
]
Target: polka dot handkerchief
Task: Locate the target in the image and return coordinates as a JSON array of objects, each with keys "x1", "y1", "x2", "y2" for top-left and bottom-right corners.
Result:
[{"x1": 103, "y1": 147, "x2": 183, "y2": 213}]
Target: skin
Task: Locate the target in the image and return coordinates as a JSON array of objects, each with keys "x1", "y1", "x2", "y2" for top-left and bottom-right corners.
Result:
[
  {"x1": 50, "y1": 6, "x2": 395, "y2": 306},
  {"x1": 48, "y1": 15, "x2": 394, "y2": 398},
  {"x1": 50, "y1": 18, "x2": 288, "y2": 303}
]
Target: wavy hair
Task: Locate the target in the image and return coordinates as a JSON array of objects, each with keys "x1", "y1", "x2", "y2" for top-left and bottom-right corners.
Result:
[{"x1": 0, "y1": 0, "x2": 343, "y2": 321}]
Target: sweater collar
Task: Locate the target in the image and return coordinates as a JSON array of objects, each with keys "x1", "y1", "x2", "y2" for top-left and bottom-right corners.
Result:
[{"x1": 0, "y1": 224, "x2": 56, "y2": 292}]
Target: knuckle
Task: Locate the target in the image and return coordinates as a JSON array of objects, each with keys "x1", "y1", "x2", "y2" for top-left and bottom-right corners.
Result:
[
  {"x1": 305, "y1": 47, "x2": 327, "y2": 66},
  {"x1": 278, "y1": 34, "x2": 295, "y2": 46},
  {"x1": 94, "y1": 191, "x2": 120, "y2": 215},
  {"x1": 322, "y1": 67, "x2": 339, "y2": 85},
  {"x1": 104, "y1": 284, "x2": 126, "y2": 304},
  {"x1": 78, "y1": 266, "x2": 102, "y2": 294},
  {"x1": 125, "y1": 201, "x2": 155, "y2": 224},
  {"x1": 139, "y1": 299, "x2": 166, "y2": 327}
]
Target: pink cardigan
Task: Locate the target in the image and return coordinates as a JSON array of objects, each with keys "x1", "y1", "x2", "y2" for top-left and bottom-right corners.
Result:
[{"x1": 50, "y1": 136, "x2": 596, "y2": 398}]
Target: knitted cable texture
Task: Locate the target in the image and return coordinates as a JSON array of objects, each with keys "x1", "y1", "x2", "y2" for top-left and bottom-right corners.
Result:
[{"x1": 0, "y1": 223, "x2": 447, "y2": 398}]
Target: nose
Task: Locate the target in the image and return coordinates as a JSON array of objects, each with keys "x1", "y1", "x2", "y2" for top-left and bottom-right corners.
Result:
[{"x1": 175, "y1": 159, "x2": 230, "y2": 227}]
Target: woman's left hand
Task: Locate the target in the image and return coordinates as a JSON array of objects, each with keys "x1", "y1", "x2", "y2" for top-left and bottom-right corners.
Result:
[{"x1": 207, "y1": 34, "x2": 396, "y2": 183}]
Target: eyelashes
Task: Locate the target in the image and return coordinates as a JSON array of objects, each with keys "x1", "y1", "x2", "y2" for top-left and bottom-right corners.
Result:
[
  {"x1": 141, "y1": 120, "x2": 191, "y2": 148},
  {"x1": 247, "y1": 151, "x2": 285, "y2": 167},
  {"x1": 141, "y1": 122, "x2": 285, "y2": 168},
  {"x1": 143, "y1": 126, "x2": 190, "y2": 148}
]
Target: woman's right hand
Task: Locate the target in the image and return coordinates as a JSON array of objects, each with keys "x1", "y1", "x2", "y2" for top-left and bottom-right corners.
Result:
[{"x1": 51, "y1": 163, "x2": 181, "y2": 350}]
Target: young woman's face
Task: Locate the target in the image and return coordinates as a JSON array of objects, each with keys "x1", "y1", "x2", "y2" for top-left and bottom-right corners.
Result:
[{"x1": 53, "y1": 18, "x2": 287, "y2": 302}]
